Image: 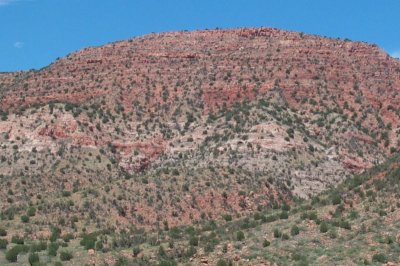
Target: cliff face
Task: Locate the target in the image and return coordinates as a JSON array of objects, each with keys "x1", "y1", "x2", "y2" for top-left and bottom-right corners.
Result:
[{"x1": 0, "y1": 28, "x2": 399, "y2": 230}]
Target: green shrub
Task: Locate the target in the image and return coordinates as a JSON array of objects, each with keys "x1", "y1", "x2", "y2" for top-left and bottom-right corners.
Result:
[
  {"x1": 291, "y1": 225, "x2": 300, "y2": 236},
  {"x1": 217, "y1": 259, "x2": 229, "y2": 266},
  {"x1": 5, "y1": 247, "x2": 20, "y2": 262},
  {"x1": 28, "y1": 252, "x2": 40, "y2": 265},
  {"x1": 253, "y1": 212, "x2": 263, "y2": 220},
  {"x1": 0, "y1": 227, "x2": 7, "y2": 236},
  {"x1": 308, "y1": 211, "x2": 318, "y2": 220},
  {"x1": 264, "y1": 215, "x2": 277, "y2": 223},
  {"x1": 11, "y1": 235, "x2": 24, "y2": 244},
  {"x1": 222, "y1": 243, "x2": 228, "y2": 253},
  {"x1": 279, "y1": 211, "x2": 289, "y2": 219},
  {"x1": 339, "y1": 220, "x2": 351, "y2": 230},
  {"x1": 21, "y1": 215, "x2": 30, "y2": 223},
  {"x1": 60, "y1": 250, "x2": 73, "y2": 261},
  {"x1": 30, "y1": 241, "x2": 47, "y2": 252},
  {"x1": 27, "y1": 206, "x2": 36, "y2": 217},
  {"x1": 320, "y1": 222, "x2": 329, "y2": 233},
  {"x1": 311, "y1": 196, "x2": 320, "y2": 205},
  {"x1": 185, "y1": 245, "x2": 197, "y2": 257},
  {"x1": 273, "y1": 229, "x2": 282, "y2": 238},
  {"x1": 158, "y1": 245, "x2": 167, "y2": 258},
  {"x1": 5, "y1": 245, "x2": 29, "y2": 262},
  {"x1": 62, "y1": 233, "x2": 74, "y2": 242},
  {"x1": 379, "y1": 210, "x2": 387, "y2": 216},
  {"x1": 372, "y1": 253, "x2": 387, "y2": 263},
  {"x1": 189, "y1": 236, "x2": 198, "y2": 246},
  {"x1": 263, "y1": 239, "x2": 270, "y2": 247},
  {"x1": 49, "y1": 227, "x2": 61, "y2": 242},
  {"x1": 301, "y1": 211, "x2": 318, "y2": 220},
  {"x1": 328, "y1": 228, "x2": 337, "y2": 239},
  {"x1": 114, "y1": 257, "x2": 128, "y2": 266},
  {"x1": 222, "y1": 214, "x2": 232, "y2": 222},
  {"x1": 132, "y1": 246, "x2": 141, "y2": 257},
  {"x1": 0, "y1": 238, "x2": 8, "y2": 249},
  {"x1": 236, "y1": 231, "x2": 245, "y2": 241},
  {"x1": 96, "y1": 241, "x2": 104, "y2": 251},
  {"x1": 80, "y1": 233, "x2": 97, "y2": 250},
  {"x1": 348, "y1": 209, "x2": 358, "y2": 220},
  {"x1": 331, "y1": 193, "x2": 342, "y2": 205},
  {"x1": 48, "y1": 242, "x2": 59, "y2": 256},
  {"x1": 281, "y1": 204, "x2": 291, "y2": 211},
  {"x1": 62, "y1": 191, "x2": 71, "y2": 197},
  {"x1": 158, "y1": 259, "x2": 177, "y2": 266}
]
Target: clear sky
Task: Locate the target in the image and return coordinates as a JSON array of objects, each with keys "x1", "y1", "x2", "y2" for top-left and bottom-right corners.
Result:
[{"x1": 1, "y1": 0, "x2": 399, "y2": 72}]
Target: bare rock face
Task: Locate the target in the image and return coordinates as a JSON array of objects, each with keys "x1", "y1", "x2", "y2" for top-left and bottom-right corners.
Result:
[
  {"x1": 38, "y1": 114, "x2": 78, "y2": 139},
  {"x1": 0, "y1": 27, "x2": 399, "y2": 230},
  {"x1": 113, "y1": 136, "x2": 166, "y2": 172}
]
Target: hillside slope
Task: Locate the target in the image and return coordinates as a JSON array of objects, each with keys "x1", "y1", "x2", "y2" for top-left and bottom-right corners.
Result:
[{"x1": 0, "y1": 27, "x2": 400, "y2": 242}]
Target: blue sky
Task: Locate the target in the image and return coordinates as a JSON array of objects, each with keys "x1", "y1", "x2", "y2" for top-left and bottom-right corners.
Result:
[{"x1": 1, "y1": 0, "x2": 399, "y2": 71}]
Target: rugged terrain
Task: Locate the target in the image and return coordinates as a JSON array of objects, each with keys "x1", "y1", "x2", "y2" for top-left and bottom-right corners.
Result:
[{"x1": 0, "y1": 27, "x2": 400, "y2": 265}]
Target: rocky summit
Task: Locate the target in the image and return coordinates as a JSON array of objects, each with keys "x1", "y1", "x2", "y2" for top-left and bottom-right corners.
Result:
[{"x1": 1, "y1": 28, "x2": 400, "y2": 265}]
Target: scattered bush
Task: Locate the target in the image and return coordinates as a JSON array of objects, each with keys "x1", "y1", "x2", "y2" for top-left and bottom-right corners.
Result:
[
  {"x1": 301, "y1": 211, "x2": 318, "y2": 221},
  {"x1": 114, "y1": 257, "x2": 129, "y2": 266},
  {"x1": 60, "y1": 250, "x2": 73, "y2": 261},
  {"x1": 27, "y1": 206, "x2": 36, "y2": 217},
  {"x1": 5, "y1": 245, "x2": 29, "y2": 262},
  {"x1": 331, "y1": 193, "x2": 342, "y2": 205},
  {"x1": 189, "y1": 236, "x2": 198, "y2": 246},
  {"x1": 185, "y1": 245, "x2": 197, "y2": 257},
  {"x1": 21, "y1": 215, "x2": 30, "y2": 223},
  {"x1": 320, "y1": 222, "x2": 329, "y2": 233},
  {"x1": 5, "y1": 247, "x2": 20, "y2": 262},
  {"x1": 96, "y1": 241, "x2": 104, "y2": 251},
  {"x1": 339, "y1": 220, "x2": 351, "y2": 230},
  {"x1": 264, "y1": 215, "x2": 278, "y2": 223},
  {"x1": 282, "y1": 233, "x2": 290, "y2": 240},
  {"x1": 132, "y1": 246, "x2": 141, "y2": 257},
  {"x1": 0, "y1": 238, "x2": 8, "y2": 249},
  {"x1": 80, "y1": 233, "x2": 97, "y2": 250},
  {"x1": 0, "y1": 227, "x2": 7, "y2": 236},
  {"x1": 30, "y1": 241, "x2": 47, "y2": 252},
  {"x1": 372, "y1": 253, "x2": 387, "y2": 263},
  {"x1": 222, "y1": 243, "x2": 228, "y2": 253},
  {"x1": 11, "y1": 235, "x2": 24, "y2": 245},
  {"x1": 281, "y1": 204, "x2": 291, "y2": 211},
  {"x1": 158, "y1": 259, "x2": 177, "y2": 266},
  {"x1": 28, "y1": 252, "x2": 40, "y2": 265},
  {"x1": 236, "y1": 231, "x2": 245, "y2": 241},
  {"x1": 217, "y1": 259, "x2": 230, "y2": 266},
  {"x1": 222, "y1": 214, "x2": 232, "y2": 222},
  {"x1": 49, "y1": 227, "x2": 61, "y2": 242},
  {"x1": 253, "y1": 212, "x2": 263, "y2": 220},
  {"x1": 328, "y1": 228, "x2": 337, "y2": 239},
  {"x1": 291, "y1": 225, "x2": 300, "y2": 236},
  {"x1": 62, "y1": 233, "x2": 74, "y2": 243},
  {"x1": 48, "y1": 242, "x2": 59, "y2": 256},
  {"x1": 279, "y1": 211, "x2": 289, "y2": 219},
  {"x1": 273, "y1": 229, "x2": 282, "y2": 238}
]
